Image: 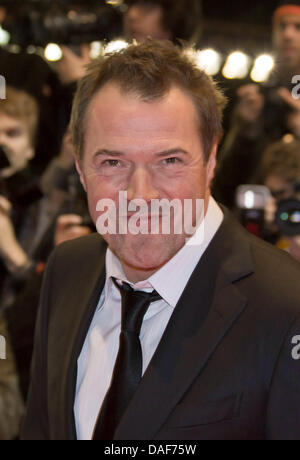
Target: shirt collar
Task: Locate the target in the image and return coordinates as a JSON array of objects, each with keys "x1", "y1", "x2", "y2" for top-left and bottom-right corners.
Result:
[{"x1": 103, "y1": 197, "x2": 223, "y2": 309}]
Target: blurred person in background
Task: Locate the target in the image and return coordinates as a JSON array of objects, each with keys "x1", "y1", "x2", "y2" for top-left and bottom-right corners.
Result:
[
  {"x1": 0, "y1": 6, "x2": 64, "y2": 174},
  {"x1": 123, "y1": 0, "x2": 202, "y2": 44},
  {"x1": 0, "y1": 86, "x2": 40, "y2": 295},
  {"x1": 260, "y1": 138, "x2": 300, "y2": 262},
  {"x1": 0, "y1": 88, "x2": 92, "y2": 432},
  {"x1": 213, "y1": 0, "x2": 300, "y2": 209},
  {"x1": 2, "y1": 123, "x2": 93, "y2": 405},
  {"x1": 0, "y1": 86, "x2": 39, "y2": 440},
  {"x1": 0, "y1": 91, "x2": 91, "y2": 311}
]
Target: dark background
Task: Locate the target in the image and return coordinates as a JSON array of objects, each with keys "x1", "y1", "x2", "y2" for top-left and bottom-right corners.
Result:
[{"x1": 203, "y1": 0, "x2": 279, "y2": 25}]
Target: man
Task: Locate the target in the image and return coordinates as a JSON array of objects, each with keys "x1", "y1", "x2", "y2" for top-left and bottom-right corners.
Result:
[
  {"x1": 213, "y1": 0, "x2": 300, "y2": 209},
  {"x1": 273, "y1": 0, "x2": 300, "y2": 76},
  {"x1": 0, "y1": 86, "x2": 39, "y2": 288},
  {"x1": 22, "y1": 40, "x2": 300, "y2": 441},
  {"x1": 0, "y1": 86, "x2": 39, "y2": 439},
  {"x1": 123, "y1": 0, "x2": 201, "y2": 44},
  {"x1": 0, "y1": 89, "x2": 90, "y2": 411},
  {"x1": 0, "y1": 6, "x2": 63, "y2": 174}
]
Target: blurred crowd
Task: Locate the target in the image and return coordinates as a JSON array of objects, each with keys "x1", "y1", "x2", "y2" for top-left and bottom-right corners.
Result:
[{"x1": 1, "y1": 0, "x2": 300, "y2": 440}]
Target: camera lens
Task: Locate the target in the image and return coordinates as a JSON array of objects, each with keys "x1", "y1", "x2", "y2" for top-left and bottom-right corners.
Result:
[{"x1": 275, "y1": 199, "x2": 300, "y2": 236}]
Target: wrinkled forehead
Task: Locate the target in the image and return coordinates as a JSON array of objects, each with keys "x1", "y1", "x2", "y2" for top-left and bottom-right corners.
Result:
[
  {"x1": 85, "y1": 82, "x2": 201, "y2": 131},
  {"x1": 82, "y1": 83, "x2": 204, "y2": 159}
]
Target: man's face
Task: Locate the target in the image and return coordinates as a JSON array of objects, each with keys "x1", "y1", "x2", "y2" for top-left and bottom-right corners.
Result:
[
  {"x1": 123, "y1": 4, "x2": 171, "y2": 42},
  {"x1": 273, "y1": 15, "x2": 300, "y2": 69},
  {"x1": 76, "y1": 84, "x2": 217, "y2": 279},
  {"x1": 0, "y1": 112, "x2": 34, "y2": 178}
]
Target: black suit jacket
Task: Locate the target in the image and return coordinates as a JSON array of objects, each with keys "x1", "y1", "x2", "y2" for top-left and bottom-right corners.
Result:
[{"x1": 21, "y1": 207, "x2": 300, "y2": 440}]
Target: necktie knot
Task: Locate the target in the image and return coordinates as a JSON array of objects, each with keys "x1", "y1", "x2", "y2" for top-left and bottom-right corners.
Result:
[{"x1": 112, "y1": 278, "x2": 162, "y2": 334}]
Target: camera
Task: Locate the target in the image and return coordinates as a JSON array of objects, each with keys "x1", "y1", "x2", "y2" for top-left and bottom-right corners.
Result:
[
  {"x1": 275, "y1": 182, "x2": 300, "y2": 236},
  {"x1": 236, "y1": 184, "x2": 300, "y2": 238},
  {"x1": 236, "y1": 185, "x2": 270, "y2": 237},
  {"x1": 2, "y1": 1, "x2": 123, "y2": 48}
]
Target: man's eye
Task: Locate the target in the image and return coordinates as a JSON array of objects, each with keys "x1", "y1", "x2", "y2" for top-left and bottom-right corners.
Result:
[
  {"x1": 102, "y1": 159, "x2": 121, "y2": 167},
  {"x1": 162, "y1": 157, "x2": 181, "y2": 165},
  {"x1": 7, "y1": 129, "x2": 22, "y2": 137},
  {"x1": 279, "y1": 22, "x2": 287, "y2": 30}
]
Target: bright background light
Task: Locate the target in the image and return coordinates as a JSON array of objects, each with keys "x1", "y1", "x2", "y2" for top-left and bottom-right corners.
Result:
[
  {"x1": 222, "y1": 51, "x2": 251, "y2": 79},
  {"x1": 0, "y1": 25, "x2": 10, "y2": 45},
  {"x1": 250, "y1": 54, "x2": 275, "y2": 82},
  {"x1": 244, "y1": 191, "x2": 255, "y2": 209},
  {"x1": 105, "y1": 0, "x2": 124, "y2": 5},
  {"x1": 26, "y1": 45, "x2": 37, "y2": 55},
  {"x1": 195, "y1": 49, "x2": 222, "y2": 76},
  {"x1": 90, "y1": 41, "x2": 104, "y2": 59},
  {"x1": 44, "y1": 43, "x2": 63, "y2": 62},
  {"x1": 104, "y1": 39, "x2": 128, "y2": 54}
]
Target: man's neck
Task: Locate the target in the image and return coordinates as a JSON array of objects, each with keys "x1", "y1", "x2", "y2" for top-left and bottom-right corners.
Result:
[{"x1": 122, "y1": 261, "x2": 167, "y2": 284}]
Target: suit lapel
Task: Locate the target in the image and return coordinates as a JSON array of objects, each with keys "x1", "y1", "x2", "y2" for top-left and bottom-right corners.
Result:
[
  {"x1": 49, "y1": 237, "x2": 107, "y2": 440},
  {"x1": 115, "y1": 210, "x2": 254, "y2": 440},
  {"x1": 66, "y1": 268, "x2": 106, "y2": 440}
]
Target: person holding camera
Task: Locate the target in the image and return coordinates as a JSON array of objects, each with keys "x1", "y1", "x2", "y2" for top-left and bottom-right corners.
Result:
[
  {"x1": 0, "y1": 86, "x2": 39, "y2": 440},
  {"x1": 123, "y1": 0, "x2": 201, "y2": 44},
  {"x1": 260, "y1": 138, "x2": 300, "y2": 263},
  {"x1": 0, "y1": 87, "x2": 39, "y2": 288},
  {"x1": 0, "y1": 88, "x2": 92, "y2": 438},
  {"x1": 55, "y1": 0, "x2": 202, "y2": 87},
  {"x1": 213, "y1": 0, "x2": 300, "y2": 209}
]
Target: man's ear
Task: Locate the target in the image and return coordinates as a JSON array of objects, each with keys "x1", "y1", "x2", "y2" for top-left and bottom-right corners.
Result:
[
  {"x1": 75, "y1": 157, "x2": 87, "y2": 192},
  {"x1": 206, "y1": 140, "x2": 218, "y2": 188}
]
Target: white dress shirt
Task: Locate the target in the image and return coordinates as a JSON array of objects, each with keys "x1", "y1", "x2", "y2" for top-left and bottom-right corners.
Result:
[{"x1": 74, "y1": 196, "x2": 224, "y2": 440}]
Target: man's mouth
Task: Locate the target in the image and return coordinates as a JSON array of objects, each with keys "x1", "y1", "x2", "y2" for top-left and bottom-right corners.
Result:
[{"x1": 281, "y1": 46, "x2": 298, "y2": 56}]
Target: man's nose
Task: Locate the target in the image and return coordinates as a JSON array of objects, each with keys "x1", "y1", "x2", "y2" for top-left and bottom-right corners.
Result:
[
  {"x1": 282, "y1": 24, "x2": 296, "y2": 41},
  {"x1": 126, "y1": 167, "x2": 160, "y2": 203}
]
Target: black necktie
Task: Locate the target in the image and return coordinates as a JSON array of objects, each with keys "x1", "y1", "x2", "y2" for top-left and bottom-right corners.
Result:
[{"x1": 92, "y1": 278, "x2": 162, "y2": 440}]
